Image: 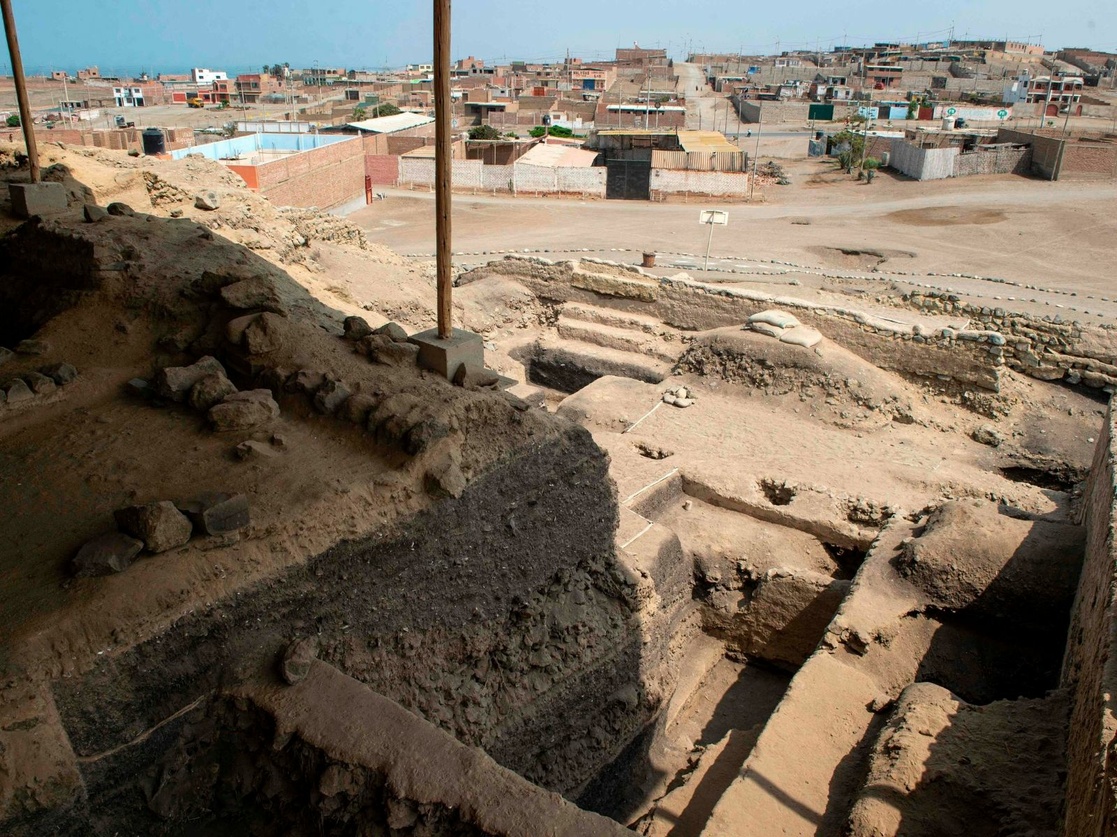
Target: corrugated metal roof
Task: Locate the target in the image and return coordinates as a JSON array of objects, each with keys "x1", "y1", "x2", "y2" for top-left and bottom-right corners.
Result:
[
  {"x1": 348, "y1": 112, "x2": 435, "y2": 134},
  {"x1": 516, "y1": 143, "x2": 599, "y2": 168},
  {"x1": 677, "y1": 131, "x2": 740, "y2": 153}
]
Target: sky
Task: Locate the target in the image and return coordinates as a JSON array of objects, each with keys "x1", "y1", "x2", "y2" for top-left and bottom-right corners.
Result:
[{"x1": 6, "y1": 0, "x2": 1116, "y2": 77}]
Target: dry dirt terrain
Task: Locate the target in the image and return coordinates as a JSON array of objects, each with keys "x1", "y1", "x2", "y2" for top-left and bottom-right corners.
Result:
[{"x1": 0, "y1": 139, "x2": 1114, "y2": 837}]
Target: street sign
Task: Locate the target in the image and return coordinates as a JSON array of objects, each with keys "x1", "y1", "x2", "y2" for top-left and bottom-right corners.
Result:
[{"x1": 700, "y1": 210, "x2": 729, "y2": 225}]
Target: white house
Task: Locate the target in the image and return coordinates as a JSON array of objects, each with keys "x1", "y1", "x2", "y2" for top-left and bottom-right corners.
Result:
[
  {"x1": 113, "y1": 86, "x2": 146, "y2": 107},
  {"x1": 192, "y1": 68, "x2": 228, "y2": 85}
]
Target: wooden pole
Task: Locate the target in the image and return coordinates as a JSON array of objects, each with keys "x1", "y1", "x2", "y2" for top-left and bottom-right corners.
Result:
[
  {"x1": 1, "y1": 0, "x2": 39, "y2": 183},
  {"x1": 434, "y1": 0, "x2": 452, "y2": 338}
]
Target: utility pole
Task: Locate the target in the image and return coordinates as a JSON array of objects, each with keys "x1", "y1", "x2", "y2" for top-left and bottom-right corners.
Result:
[
  {"x1": 748, "y1": 103, "x2": 762, "y2": 201},
  {"x1": 1, "y1": 0, "x2": 39, "y2": 182},
  {"x1": 434, "y1": 0, "x2": 453, "y2": 338}
]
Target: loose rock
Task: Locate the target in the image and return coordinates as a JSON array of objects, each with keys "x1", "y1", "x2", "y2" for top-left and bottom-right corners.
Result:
[
  {"x1": 194, "y1": 190, "x2": 221, "y2": 211},
  {"x1": 154, "y1": 356, "x2": 226, "y2": 402},
  {"x1": 40, "y1": 362, "x2": 78, "y2": 385},
  {"x1": 83, "y1": 204, "x2": 109, "y2": 222},
  {"x1": 972, "y1": 424, "x2": 1005, "y2": 447},
  {"x1": 16, "y1": 338, "x2": 49, "y2": 356},
  {"x1": 235, "y1": 440, "x2": 279, "y2": 460},
  {"x1": 375, "y1": 321, "x2": 409, "y2": 342},
  {"x1": 343, "y1": 316, "x2": 373, "y2": 340},
  {"x1": 176, "y1": 492, "x2": 250, "y2": 535},
  {"x1": 188, "y1": 372, "x2": 238, "y2": 411},
  {"x1": 242, "y1": 312, "x2": 287, "y2": 355},
  {"x1": 280, "y1": 636, "x2": 318, "y2": 685},
  {"x1": 106, "y1": 202, "x2": 134, "y2": 216},
  {"x1": 313, "y1": 379, "x2": 351, "y2": 415},
  {"x1": 114, "y1": 501, "x2": 193, "y2": 553},
  {"x1": 73, "y1": 532, "x2": 144, "y2": 577},
  {"x1": 4, "y1": 379, "x2": 34, "y2": 404},
  {"x1": 23, "y1": 372, "x2": 57, "y2": 396},
  {"x1": 208, "y1": 389, "x2": 280, "y2": 431}
]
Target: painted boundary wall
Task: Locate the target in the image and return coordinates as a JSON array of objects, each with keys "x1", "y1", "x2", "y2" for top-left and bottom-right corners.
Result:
[
  {"x1": 887, "y1": 139, "x2": 959, "y2": 180},
  {"x1": 650, "y1": 168, "x2": 750, "y2": 197},
  {"x1": 1061, "y1": 403, "x2": 1117, "y2": 837},
  {"x1": 397, "y1": 157, "x2": 606, "y2": 196}
]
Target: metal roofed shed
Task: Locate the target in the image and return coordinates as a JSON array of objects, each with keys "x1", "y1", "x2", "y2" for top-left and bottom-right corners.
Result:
[
  {"x1": 676, "y1": 131, "x2": 740, "y2": 153},
  {"x1": 515, "y1": 143, "x2": 599, "y2": 168},
  {"x1": 347, "y1": 112, "x2": 435, "y2": 134}
]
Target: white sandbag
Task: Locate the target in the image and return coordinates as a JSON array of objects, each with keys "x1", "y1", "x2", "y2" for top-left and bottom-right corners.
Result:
[
  {"x1": 779, "y1": 326, "x2": 823, "y2": 348},
  {"x1": 748, "y1": 309, "x2": 801, "y2": 329},
  {"x1": 749, "y1": 321, "x2": 784, "y2": 339}
]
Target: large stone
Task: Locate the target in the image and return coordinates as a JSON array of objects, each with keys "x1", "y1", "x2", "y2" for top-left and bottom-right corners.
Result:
[
  {"x1": 280, "y1": 637, "x2": 318, "y2": 685},
  {"x1": 16, "y1": 338, "x2": 49, "y2": 356},
  {"x1": 154, "y1": 356, "x2": 227, "y2": 402},
  {"x1": 83, "y1": 203, "x2": 109, "y2": 222},
  {"x1": 9, "y1": 182, "x2": 68, "y2": 219},
  {"x1": 220, "y1": 277, "x2": 285, "y2": 313},
  {"x1": 208, "y1": 389, "x2": 280, "y2": 431},
  {"x1": 4, "y1": 378, "x2": 33, "y2": 404},
  {"x1": 22, "y1": 372, "x2": 57, "y2": 396},
  {"x1": 369, "y1": 340, "x2": 420, "y2": 367},
  {"x1": 194, "y1": 190, "x2": 221, "y2": 211},
  {"x1": 40, "y1": 362, "x2": 78, "y2": 385},
  {"x1": 287, "y1": 369, "x2": 326, "y2": 395},
  {"x1": 106, "y1": 201, "x2": 135, "y2": 216},
  {"x1": 242, "y1": 312, "x2": 287, "y2": 356},
  {"x1": 313, "y1": 379, "x2": 351, "y2": 415},
  {"x1": 376, "y1": 321, "x2": 409, "y2": 342},
  {"x1": 343, "y1": 316, "x2": 372, "y2": 340},
  {"x1": 187, "y1": 372, "x2": 237, "y2": 411},
  {"x1": 176, "y1": 492, "x2": 250, "y2": 535},
  {"x1": 72, "y1": 532, "x2": 144, "y2": 577},
  {"x1": 452, "y1": 363, "x2": 500, "y2": 389},
  {"x1": 425, "y1": 454, "x2": 466, "y2": 499},
  {"x1": 339, "y1": 393, "x2": 377, "y2": 424},
  {"x1": 0, "y1": 346, "x2": 13, "y2": 366},
  {"x1": 113, "y1": 501, "x2": 193, "y2": 553},
  {"x1": 972, "y1": 424, "x2": 1005, "y2": 447}
]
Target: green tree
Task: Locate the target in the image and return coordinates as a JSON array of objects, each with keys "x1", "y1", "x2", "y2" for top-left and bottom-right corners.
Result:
[
  {"x1": 469, "y1": 124, "x2": 501, "y2": 140},
  {"x1": 832, "y1": 129, "x2": 864, "y2": 172},
  {"x1": 6, "y1": 113, "x2": 20, "y2": 128},
  {"x1": 353, "y1": 106, "x2": 368, "y2": 121},
  {"x1": 373, "y1": 103, "x2": 401, "y2": 118},
  {"x1": 863, "y1": 156, "x2": 881, "y2": 182}
]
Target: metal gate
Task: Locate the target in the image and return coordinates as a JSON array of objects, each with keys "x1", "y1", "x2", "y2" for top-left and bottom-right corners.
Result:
[{"x1": 605, "y1": 159, "x2": 651, "y2": 200}]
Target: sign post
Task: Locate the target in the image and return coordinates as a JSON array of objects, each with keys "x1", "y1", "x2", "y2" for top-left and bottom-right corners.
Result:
[{"x1": 699, "y1": 210, "x2": 728, "y2": 271}]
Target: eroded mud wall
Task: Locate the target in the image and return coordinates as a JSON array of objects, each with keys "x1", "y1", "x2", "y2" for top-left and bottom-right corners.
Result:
[{"x1": 1062, "y1": 401, "x2": 1117, "y2": 837}]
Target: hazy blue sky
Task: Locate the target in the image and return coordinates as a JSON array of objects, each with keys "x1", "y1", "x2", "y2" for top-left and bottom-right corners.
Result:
[{"x1": 7, "y1": 0, "x2": 1115, "y2": 76}]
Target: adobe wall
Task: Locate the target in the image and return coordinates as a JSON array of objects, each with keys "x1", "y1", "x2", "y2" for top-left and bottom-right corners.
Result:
[
  {"x1": 464, "y1": 256, "x2": 1117, "y2": 395},
  {"x1": 1061, "y1": 402, "x2": 1117, "y2": 837}
]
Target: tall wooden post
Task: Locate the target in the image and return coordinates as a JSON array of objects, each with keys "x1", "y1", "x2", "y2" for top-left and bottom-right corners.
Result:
[
  {"x1": 1, "y1": 0, "x2": 39, "y2": 183},
  {"x1": 434, "y1": 0, "x2": 452, "y2": 338}
]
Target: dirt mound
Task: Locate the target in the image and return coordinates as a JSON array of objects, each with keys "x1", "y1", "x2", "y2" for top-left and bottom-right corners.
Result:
[
  {"x1": 678, "y1": 325, "x2": 919, "y2": 428},
  {"x1": 848, "y1": 682, "x2": 1068, "y2": 837}
]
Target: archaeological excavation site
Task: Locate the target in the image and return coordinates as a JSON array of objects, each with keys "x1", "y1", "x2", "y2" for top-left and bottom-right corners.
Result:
[{"x1": 1, "y1": 142, "x2": 1117, "y2": 837}]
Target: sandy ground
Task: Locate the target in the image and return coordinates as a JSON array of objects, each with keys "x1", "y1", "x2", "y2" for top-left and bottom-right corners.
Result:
[{"x1": 349, "y1": 168, "x2": 1117, "y2": 324}]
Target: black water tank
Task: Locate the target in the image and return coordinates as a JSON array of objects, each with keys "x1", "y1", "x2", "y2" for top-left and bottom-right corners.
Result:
[{"x1": 141, "y1": 128, "x2": 165, "y2": 155}]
